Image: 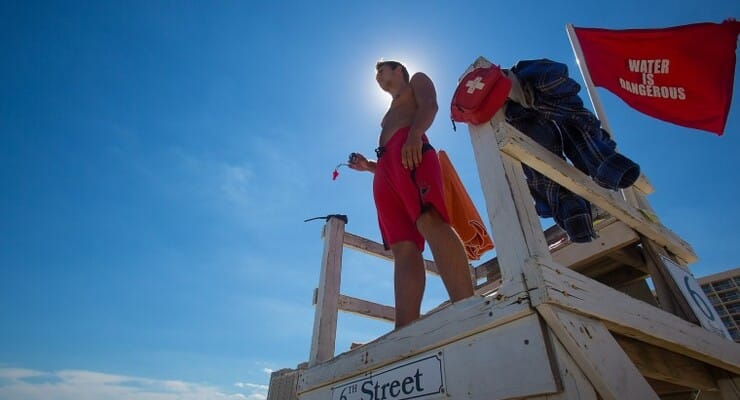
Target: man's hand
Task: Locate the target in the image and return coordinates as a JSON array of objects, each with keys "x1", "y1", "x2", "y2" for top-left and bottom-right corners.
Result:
[
  {"x1": 401, "y1": 134, "x2": 423, "y2": 170},
  {"x1": 348, "y1": 152, "x2": 376, "y2": 173}
]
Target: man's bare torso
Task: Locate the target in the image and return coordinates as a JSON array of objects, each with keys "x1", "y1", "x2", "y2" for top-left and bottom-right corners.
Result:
[{"x1": 379, "y1": 84, "x2": 417, "y2": 147}]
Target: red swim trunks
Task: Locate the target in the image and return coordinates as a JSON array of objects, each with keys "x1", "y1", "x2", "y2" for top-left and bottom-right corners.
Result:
[{"x1": 373, "y1": 127, "x2": 450, "y2": 252}]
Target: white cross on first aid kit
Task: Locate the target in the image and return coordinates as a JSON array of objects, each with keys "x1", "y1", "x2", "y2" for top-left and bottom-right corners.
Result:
[{"x1": 465, "y1": 76, "x2": 485, "y2": 94}]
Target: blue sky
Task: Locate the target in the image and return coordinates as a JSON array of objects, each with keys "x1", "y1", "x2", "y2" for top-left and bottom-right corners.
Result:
[{"x1": 1, "y1": 1, "x2": 739, "y2": 399}]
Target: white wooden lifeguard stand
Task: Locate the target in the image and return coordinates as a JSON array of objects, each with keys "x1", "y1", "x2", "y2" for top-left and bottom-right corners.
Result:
[{"x1": 267, "y1": 57, "x2": 740, "y2": 400}]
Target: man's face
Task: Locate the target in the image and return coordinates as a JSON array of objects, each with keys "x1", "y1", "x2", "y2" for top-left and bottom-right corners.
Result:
[{"x1": 375, "y1": 64, "x2": 396, "y2": 92}]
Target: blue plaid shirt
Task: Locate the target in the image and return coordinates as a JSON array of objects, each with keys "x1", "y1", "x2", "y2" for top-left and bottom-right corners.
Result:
[{"x1": 504, "y1": 59, "x2": 641, "y2": 242}]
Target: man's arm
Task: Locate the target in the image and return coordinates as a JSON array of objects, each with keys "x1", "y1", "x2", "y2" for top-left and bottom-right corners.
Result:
[
  {"x1": 403, "y1": 72, "x2": 438, "y2": 169},
  {"x1": 348, "y1": 152, "x2": 376, "y2": 173}
]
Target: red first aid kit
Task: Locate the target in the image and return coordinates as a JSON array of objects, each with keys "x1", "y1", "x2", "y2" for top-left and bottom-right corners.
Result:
[{"x1": 450, "y1": 64, "x2": 512, "y2": 126}]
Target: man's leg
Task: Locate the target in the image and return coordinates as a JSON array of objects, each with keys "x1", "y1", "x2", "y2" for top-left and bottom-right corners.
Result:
[
  {"x1": 416, "y1": 208, "x2": 474, "y2": 302},
  {"x1": 390, "y1": 241, "x2": 426, "y2": 329}
]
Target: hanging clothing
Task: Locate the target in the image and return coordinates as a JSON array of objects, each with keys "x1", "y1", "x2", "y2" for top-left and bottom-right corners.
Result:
[{"x1": 503, "y1": 58, "x2": 641, "y2": 242}]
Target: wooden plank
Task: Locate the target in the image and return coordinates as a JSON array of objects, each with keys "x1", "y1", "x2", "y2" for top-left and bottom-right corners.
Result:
[
  {"x1": 495, "y1": 122, "x2": 697, "y2": 263},
  {"x1": 615, "y1": 335, "x2": 717, "y2": 391},
  {"x1": 658, "y1": 249, "x2": 732, "y2": 339},
  {"x1": 535, "y1": 257, "x2": 740, "y2": 375},
  {"x1": 538, "y1": 304, "x2": 660, "y2": 400},
  {"x1": 605, "y1": 246, "x2": 647, "y2": 272},
  {"x1": 553, "y1": 220, "x2": 639, "y2": 271},
  {"x1": 267, "y1": 368, "x2": 299, "y2": 400},
  {"x1": 573, "y1": 257, "x2": 622, "y2": 279},
  {"x1": 526, "y1": 328, "x2": 600, "y2": 400},
  {"x1": 442, "y1": 313, "x2": 558, "y2": 399},
  {"x1": 299, "y1": 313, "x2": 559, "y2": 400},
  {"x1": 644, "y1": 378, "x2": 694, "y2": 396},
  {"x1": 343, "y1": 231, "x2": 440, "y2": 275},
  {"x1": 633, "y1": 173, "x2": 654, "y2": 196},
  {"x1": 473, "y1": 257, "x2": 500, "y2": 281},
  {"x1": 468, "y1": 117, "x2": 551, "y2": 302},
  {"x1": 642, "y1": 238, "x2": 700, "y2": 323},
  {"x1": 594, "y1": 265, "x2": 647, "y2": 288},
  {"x1": 308, "y1": 217, "x2": 345, "y2": 366},
  {"x1": 337, "y1": 294, "x2": 395, "y2": 323},
  {"x1": 472, "y1": 220, "x2": 638, "y2": 291},
  {"x1": 475, "y1": 279, "x2": 502, "y2": 296},
  {"x1": 694, "y1": 391, "x2": 724, "y2": 400},
  {"x1": 714, "y1": 371, "x2": 740, "y2": 400},
  {"x1": 298, "y1": 294, "x2": 533, "y2": 393},
  {"x1": 619, "y1": 279, "x2": 660, "y2": 307},
  {"x1": 475, "y1": 222, "x2": 635, "y2": 273},
  {"x1": 474, "y1": 221, "x2": 644, "y2": 293},
  {"x1": 342, "y1": 231, "x2": 392, "y2": 258}
]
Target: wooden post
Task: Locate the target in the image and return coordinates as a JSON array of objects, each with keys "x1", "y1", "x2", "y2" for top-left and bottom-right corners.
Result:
[
  {"x1": 308, "y1": 216, "x2": 346, "y2": 366},
  {"x1": 266, "y1": 368, "x2": 299, "y2": 400},
  {"x1": 468, "y1": 112, "x2": 551, "y2": 303},
  {"x1": 642, "y1": 238, "x2": 699, "y2": 323},
  {"x1": 539, "y1": 304, "x2": 660, "y2": 400}
]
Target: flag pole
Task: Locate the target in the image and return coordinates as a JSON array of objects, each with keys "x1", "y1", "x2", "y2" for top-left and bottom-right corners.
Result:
[{"x1": 565, "y1": 23, "x2": 612, "y2": 133}]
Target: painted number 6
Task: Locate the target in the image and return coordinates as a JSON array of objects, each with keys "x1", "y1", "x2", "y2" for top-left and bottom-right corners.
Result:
[{"x1": 685, "y1": 276, "x2": 715, "y2": 320}]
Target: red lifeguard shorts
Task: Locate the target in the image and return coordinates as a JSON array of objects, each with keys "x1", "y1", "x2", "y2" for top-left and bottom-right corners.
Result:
[{"x1": 373, "y1": 127, "x2": 450, "y2": 252}]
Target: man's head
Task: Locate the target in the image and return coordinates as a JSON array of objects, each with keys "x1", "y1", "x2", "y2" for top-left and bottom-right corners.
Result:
[
  {"x1": 376, "y1": 60, "x2": 409, "y2": 82},
  {"x1": 375, "y1": 60, "x2": 410, "y2": 93}
]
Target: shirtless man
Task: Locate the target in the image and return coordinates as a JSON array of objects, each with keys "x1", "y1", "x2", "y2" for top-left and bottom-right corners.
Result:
[{"x1": 349, "y1": 60, "x2": 474, "y2": 328}]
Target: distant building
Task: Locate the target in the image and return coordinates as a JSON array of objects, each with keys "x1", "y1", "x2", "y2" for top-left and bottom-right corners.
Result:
[{"x1": 698, "y1": 267, "x2": 740, "y2": 342}]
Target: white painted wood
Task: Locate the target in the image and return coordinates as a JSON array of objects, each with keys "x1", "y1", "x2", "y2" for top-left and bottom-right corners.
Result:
[
  {"x1": 436, "y1": 313, "x2": 559, "y2": 399},
  {"x1": 299, "y1": 313, "x2": 559, "y2": 400},
  {"x1": 468, "y1": 115, "x2": 530, "y2": 289},
  {"x1": 338, "y1": 294, "x2": 395, "y2": 323},
  {"x1": 298, "y1": 295, "x2": 532, "y2": 393},
  {"x1": 632, "y1": 174, "x2": 654, "y2": 196},
  {"x1": 606, "y1": 247, "x2": 648, "y2": 273},
  {"x1": 309, "y1": 217, "x2": 346, "y2": 366},
  {"x1": 343, "y1": 231, "x2": 440, "y2": 275},
  {"x1": 552, "y1": 220, "x2": 639, "y2": 270},
  {"x1": 495, "y1": 123, "x2": 697, "y2": 263},
  {"x1": 661, "y1": 254, "x2": 732, "y2": 339},
  {"x1": 526, "y1": 328, "x2": 599, "y2": 400},
  {"x1": 619, "y1": 279, "x2": 660, "y2": 306},
  {"x1": 467, "y1": 113, "x2": 550, "y2": 300},
  {"x1": 539, "y1": 304, "x2": 660, "y2": 400},
  {"x1": 470, "y1": 220, "x2": 638, "y2": 291},
  {"x1": 641, "y1": 237, "x2": 693, "y2": 318},
  {"x1": 535, "y1": 258, "x2": 740, "y2": 375},
  {"x1": 615, "y1": 335, "x2": 717, "y2": 391},
  {"x1": 500, "y1": 151, "x2": 551, "y2": 262},
  {"x1": 342, "y1": 231, "x2": 393, "y2": 259},
  {"x1": 267, "y1": 368, "x2": 299, "y2": 400}
]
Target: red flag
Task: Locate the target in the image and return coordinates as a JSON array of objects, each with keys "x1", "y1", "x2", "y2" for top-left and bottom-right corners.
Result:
[{"x1": 573, "y1": 20, "x2": 740, "y2": 135}]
